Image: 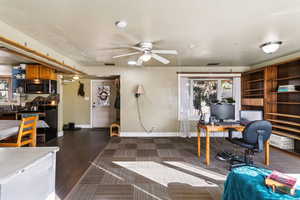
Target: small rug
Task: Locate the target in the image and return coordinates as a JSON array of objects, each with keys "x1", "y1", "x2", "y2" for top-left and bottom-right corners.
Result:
[{"x1": 66, "y1": 137, "x2": 228, "y2": 200}]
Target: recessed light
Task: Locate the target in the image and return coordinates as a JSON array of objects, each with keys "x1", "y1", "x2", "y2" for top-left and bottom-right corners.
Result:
[
  {"x1": 73, "y1": 75, "x2": 80, "y2": 80},
  {"x1": 128, "y1": 60, "x2": 137, "y2": 65},
  {"x1": 260, "y1": 41, "x2": 282, "y2": 54},
  {"x1": 115, "y1": 20, "x2": 127, "y2": 28}
]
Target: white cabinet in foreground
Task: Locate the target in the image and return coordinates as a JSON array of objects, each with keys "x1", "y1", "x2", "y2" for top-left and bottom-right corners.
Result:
[{"x1": 0, "y1": 147, "x2": 59, "y2": 200}]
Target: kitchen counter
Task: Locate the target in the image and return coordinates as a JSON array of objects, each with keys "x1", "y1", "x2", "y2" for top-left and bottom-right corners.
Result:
[{"x1": 0, "y1": 147, "x2": 59, "y2": 200}]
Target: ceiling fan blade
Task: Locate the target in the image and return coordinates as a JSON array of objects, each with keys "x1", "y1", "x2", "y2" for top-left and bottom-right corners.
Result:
[
  {"x1": 130, "y1": 46, "x2": 144, "y2": 51},
  {"x1": 151, "y1": 50, "x2": 178, "y2": 55},
  {"x1": 151, "y1": 54, "x2": 170, "y2": 64},
  {"x1": 112, "y1": 52, "x2": 140, "y2": 59}
]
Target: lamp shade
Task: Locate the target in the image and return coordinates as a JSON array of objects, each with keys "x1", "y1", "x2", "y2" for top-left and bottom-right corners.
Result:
[{"x1": 136, "y1": 85, "x2": 145, "y2": 95}]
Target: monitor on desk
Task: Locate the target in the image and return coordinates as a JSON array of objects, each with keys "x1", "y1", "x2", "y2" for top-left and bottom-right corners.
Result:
[
  {"x1": 210, "y1": 104, "x2": 235, "y2": 122},
  {"x1": 240, "y1": 110, "x2": 263, "y2": 121}
]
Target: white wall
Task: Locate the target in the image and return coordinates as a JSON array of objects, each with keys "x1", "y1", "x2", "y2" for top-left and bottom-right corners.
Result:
[
  {"x1": 81, "y1": 66, "x2": 250, "y2": 133},
  {"x1": 0, "y1": 65, "x2": 12, "y2": 75}
]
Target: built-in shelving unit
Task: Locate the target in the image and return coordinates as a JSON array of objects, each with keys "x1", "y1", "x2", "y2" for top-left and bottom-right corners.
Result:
[
  {"x1": 242, "y1": 60, "x2": 300, "y2": 155},
  {"x1": 273, "y1": 91, "x2": 300, "y2": 94},
  {"x1": 241, "y1": 68, "x2": 265, "y2": 108},
  {"x1": 267, "y1": 102, "x2": 300, "y2": 105},
  {"x1": 276, "y1": 75, "x2": 300, "y2": 81},
  {"x1": 266, "y1": 113, "x2": 300, "y2": 119},
  {"x1": 265, "y1": 61, "x2": 300, "y2": 155},
  {"x1": 272, "y1": 130, "x2": 300, "y2": 140}
]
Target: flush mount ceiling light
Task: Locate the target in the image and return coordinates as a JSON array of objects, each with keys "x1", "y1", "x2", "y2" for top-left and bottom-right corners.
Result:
[
  {"x1": 128, "y1": 60, "x2": 137, "y2": 65},
  {"x1": 73, "y1": 75, "x2": 80, "y2": 80},
  {"x1": 115, "y1": 20, "x2": 127, "y2": 28},
  {"x1": 260, "y1": 41, "x2": 282, "y2": 54}
]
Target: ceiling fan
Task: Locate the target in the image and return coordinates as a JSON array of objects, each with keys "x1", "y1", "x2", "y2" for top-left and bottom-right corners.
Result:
[{"x1": 112, "y1": 42, "x2": 178, "y2": 65}]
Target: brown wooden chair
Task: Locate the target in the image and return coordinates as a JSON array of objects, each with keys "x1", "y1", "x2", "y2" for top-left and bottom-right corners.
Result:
[{"x1": 0, "y1": 116, "x2": 38, "y2": 147}]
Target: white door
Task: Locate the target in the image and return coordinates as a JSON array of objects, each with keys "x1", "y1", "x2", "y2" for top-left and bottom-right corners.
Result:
[{"x1": 91, "y1": 80, "x2": 116, "y2": 128}]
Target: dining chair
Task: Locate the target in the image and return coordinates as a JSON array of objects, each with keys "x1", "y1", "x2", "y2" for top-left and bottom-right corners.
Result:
[{"x1": 0, "y1": 116, "x2": 38, "y2": 147}]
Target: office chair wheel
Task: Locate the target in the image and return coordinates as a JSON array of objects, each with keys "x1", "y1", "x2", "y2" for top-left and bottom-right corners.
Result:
[{"x1": 216, "y1": 151, "x2": 233, "y2": 161}]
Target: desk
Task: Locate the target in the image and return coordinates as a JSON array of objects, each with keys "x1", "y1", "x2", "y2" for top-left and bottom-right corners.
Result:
[{"x1": 197, "y1": 123, "x2": 270, "y2": 166}]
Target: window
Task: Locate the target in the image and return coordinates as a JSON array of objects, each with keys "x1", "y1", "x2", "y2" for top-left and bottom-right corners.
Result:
[
  {"x1": 178, "y1": 74, "x2": 240, "y2": 121},
  {"x1": 0, "y1": 77, "x2": 11, "y2": 103},
  {"x1": 190, "y1": 79, "x2": 233, "y2": 119}
]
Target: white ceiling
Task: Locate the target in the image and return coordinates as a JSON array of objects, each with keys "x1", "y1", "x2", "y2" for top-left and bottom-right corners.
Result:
[
  {"x1": 0, "y1": 0, "x2": 300, "y2": 66},
  {"x1": 0, "y1": 49, "x2": 32, "y2": 65}
]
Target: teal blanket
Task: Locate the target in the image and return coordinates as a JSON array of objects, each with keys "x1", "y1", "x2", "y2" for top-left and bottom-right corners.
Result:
[{"x1": 222, "y1": 166, "x2": 300, "y2": 200}]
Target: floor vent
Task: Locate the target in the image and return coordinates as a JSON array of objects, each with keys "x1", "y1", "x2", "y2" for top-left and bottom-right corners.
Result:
[{"x1": 104, "y1": 63, "x2": 115, "y2": 66}]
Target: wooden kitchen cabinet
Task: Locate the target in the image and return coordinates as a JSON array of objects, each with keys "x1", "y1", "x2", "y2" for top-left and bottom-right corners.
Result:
[
  {"x1": 26, "y1": 65, "x2": 57, "y2": 80},
  {"x1": 25, "y1": 65, "x2": 40, "y2": 80}
]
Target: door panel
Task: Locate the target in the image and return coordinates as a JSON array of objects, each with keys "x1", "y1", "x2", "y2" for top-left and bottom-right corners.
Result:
[{"x1": 91, "y1": 80, "x2": 116, "y2": 128}]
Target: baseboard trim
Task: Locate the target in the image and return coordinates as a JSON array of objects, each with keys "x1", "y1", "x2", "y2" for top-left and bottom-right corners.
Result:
[
  {"x1": 58, "y1": 131, "x2": 64, "y2": 137},
  {"x1": 120, "y1": 131, "x2": 242, "y2": 137},
  {"x1": 75, "y1": 124, "x2": 92, "y2": 128}
]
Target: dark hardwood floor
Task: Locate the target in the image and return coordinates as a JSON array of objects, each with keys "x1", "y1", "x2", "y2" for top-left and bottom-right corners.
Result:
[{"x1": 46, "y1": 128, "x2": 110, "y2": 200}]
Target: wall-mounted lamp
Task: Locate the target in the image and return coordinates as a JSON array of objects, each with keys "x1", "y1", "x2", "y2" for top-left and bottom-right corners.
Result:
[{"x1": 135, "y1": 84, "x2": 144, "y2": 98}]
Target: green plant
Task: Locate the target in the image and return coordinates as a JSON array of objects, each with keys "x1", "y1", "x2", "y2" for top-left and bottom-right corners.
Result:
[
  {"x1": 225, "y1": 97, "x2": 235, "y2": 104},
  {"x1": 193, "y1": 80, "x2": 217, "y2": 119}
]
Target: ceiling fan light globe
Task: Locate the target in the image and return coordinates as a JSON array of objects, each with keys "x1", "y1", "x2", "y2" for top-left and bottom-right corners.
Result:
[{"x1": 141, "y1": 54, "x2": 151, "y2": 62}]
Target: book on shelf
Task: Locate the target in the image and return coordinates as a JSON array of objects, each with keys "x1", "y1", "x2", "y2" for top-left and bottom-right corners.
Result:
[{"x1": 278, "y1": 85, "x2": 300, "y2": 92}]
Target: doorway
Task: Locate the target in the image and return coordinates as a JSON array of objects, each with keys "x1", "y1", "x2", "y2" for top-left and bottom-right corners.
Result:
[{"x1": 90, "y1": 78, "x2": 120, "y2": 128}]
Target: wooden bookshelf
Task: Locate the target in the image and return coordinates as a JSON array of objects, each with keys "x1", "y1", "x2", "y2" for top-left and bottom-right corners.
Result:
[
  {"x1": 243, "y1": 94, "x2": 264, "y2": 97},
  {"x1": 266, "y1": 113, "x2": 300, "y2": 119},
  {"x1": 263, "y1": 61, "x2": 300, "y2": 154},
  {"x1": 241, "y1": 68, "x2": 265, "y2": 108},
  {"x1": 276, "y1": 75, "x2": 300, "y2": 81},
  {"x1": 247, "y1": 79, "x2": 264, "y2": 83},
  {"x1": 272, "y1": 124, "x2": 300, "y2": 134},
  {"x1": 272, "y1": 130, "x2": 300, "y2": 141},
  {"x1": 268, "y1": 119, "x2": 300, "y2": 127},
  {"x1": 242, "y1": 98, "x2": 264, "y2": 107},
  {"x1": 273, "y1": 91, "x2": 300, "y2": 94},
  {"x1": 243, "y1": 61, "x2": 300, "y2": 155},
  {"x1": 244, "y1": 88, "x2": 264, "y2": 92},
  {"x1": 267, "y1": 102, "x2": 300, "y2": 105}
]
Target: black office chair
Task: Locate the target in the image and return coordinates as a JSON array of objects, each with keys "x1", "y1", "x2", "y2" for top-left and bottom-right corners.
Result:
[{"x1": 226, "y1": 120, "x2": 272, "y2": 170}]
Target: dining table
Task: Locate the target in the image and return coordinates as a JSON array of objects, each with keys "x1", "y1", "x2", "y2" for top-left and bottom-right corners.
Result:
[{"x1": 0, "y1": 120, "x2": 49, "y2": 140}]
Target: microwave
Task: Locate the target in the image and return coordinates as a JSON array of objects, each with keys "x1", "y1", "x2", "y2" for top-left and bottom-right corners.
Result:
[{"x1": 25, "y1": 79, "x2": 57, "y2": 94}]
